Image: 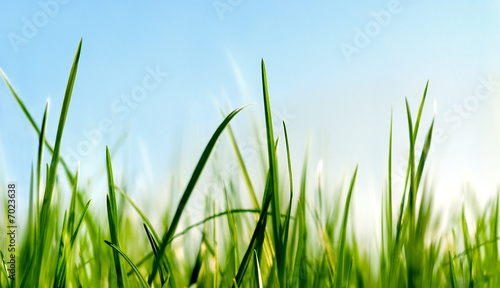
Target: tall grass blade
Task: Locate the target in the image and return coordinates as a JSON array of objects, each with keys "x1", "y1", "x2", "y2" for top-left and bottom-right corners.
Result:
[
  {"x1": 150, "y1": 103, "x2": 252, "y2": 283},
  {"x1": 334, "y1": 165, "x2": 358, "y2": 288},
  {"x1": 106, "y1": 146, "x2": 128, "y2": 287}
]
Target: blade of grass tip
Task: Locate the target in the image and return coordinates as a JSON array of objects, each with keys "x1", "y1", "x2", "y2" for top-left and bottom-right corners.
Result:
[
  {"x1": 334, "y1": 165, "x2": 358, "y2": 288},
  {"x1": 106, "y1": 147, "x2": 128, "y2": 288},
  {"x1": 150, "y1": 103, "x2": 252, "y2": 284},
  {"x1": 253, "y1": 250, "x2": 263, "y2": 288},
  {"x1": 35, "y1": 39, "x2": 82, "y2": 286},
  {"x1": 261, "y1": 59, "x2": 284, "y2": 286},
  {"x1": 412, "y1": 80, "x2": 429, "y2": 142},
  {"x1": 104, "y1": 241, "x2": 149, "y2": 288},
  {"x1": 282, "y1": 121, "x2": 293, "y2": 274},
  {"x1": 220, "y1": 108, "x2": 259, "y2": 209},
  {"x1": 415, "y1": 119, "x2": 434, "y2": 189},
  {"x1": 0, "y1": 67, "x2": 75, "y2": 184}
]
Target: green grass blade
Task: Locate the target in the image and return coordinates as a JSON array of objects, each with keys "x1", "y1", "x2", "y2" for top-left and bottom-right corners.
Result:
[
  {"x1": 150, "y1": 103, "x2": 252, "y2": 284},
  {"x1": 261, "y1": 59, "x2": 284, "y2": 286},
  {"x1": 222, "y1": 108, "x2": 259, "y2": 209},
  {"x1": 415, "y1": 119, "x2": 435, "y2": 189},
  {"x1": 282, "y1": 120, "x2": 294, "y2": 284},
  {"x1": 35, "y1": 39, "x2": 82, "y2": 286},
  {"x1": 106, "y1": 146, "x2": 128, "y2": 288},
  {"x1": 54, "y1": 211, "x2": 68, "y2": 288},
  {"x1": 70, "y1": 199, "x2": 91, "y2": 247},
  {"x1": 0, "y1": 67, "x2": 75, "y2": 184},
  {"x1": 387, "y1": 109, "x2": 393, "y2": 248},
  {"x1": 37, "y1": 102, "x2": 49, "y2": 217},
  {"x1": 334, "y1": 165, "x2": 358, "y2": 288},
  {"x1": 412, "y1": 81, "x2": 429, "y2": 142},
  {"x1": 104, "y1": 241, "x2": 149, "y2": 288},
  {"x1": 233, "y1": 175, "x2": 273, "y2": 287},
  {"x1": 115, "y1": 186, "x2": 160, "y2": 242},
  {"x1": 292, "y1": 141, "x2": 309, "y2": 287},
  {"x1": 143, "y1": 224, "x2": 166, "y2": 286}
]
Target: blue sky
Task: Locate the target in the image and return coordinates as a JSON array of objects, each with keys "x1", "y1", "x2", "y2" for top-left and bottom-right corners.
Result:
[{"x1": 1, "y1": 0, "x2": 500, "y2": 227}]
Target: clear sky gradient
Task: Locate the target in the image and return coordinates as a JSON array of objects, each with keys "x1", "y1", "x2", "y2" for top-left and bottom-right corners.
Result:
[{"x1": 2, "y1": 1, "x2": 500, "y2": 232}]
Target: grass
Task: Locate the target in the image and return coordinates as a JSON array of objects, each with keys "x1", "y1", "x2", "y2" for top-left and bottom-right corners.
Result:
[{"x1": 1, "y1": 40, "x2": 500, "y2": 287}]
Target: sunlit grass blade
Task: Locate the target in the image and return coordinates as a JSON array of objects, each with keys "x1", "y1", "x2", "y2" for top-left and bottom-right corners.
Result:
[
  {"x1": 150, "y1": 103, "x2": 252, "y2": 283},
  {"x1": 253, "y1": 250, "x2": 263, "y2": 288},
  {"x1": 334, "y1": 165, "x2": 358, "y2": 288}
]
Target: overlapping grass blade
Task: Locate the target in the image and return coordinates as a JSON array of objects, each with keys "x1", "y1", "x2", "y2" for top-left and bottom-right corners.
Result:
[
  {"x1": 105, "y1": 146, "x2": 128, "y2": 287},
  {"x1": 149, "y1": 103, "x2": 252, "y2": 284},
  {"x1": 104, "y1": 241, "x2": 149, "y2": 288}
]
